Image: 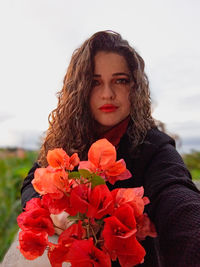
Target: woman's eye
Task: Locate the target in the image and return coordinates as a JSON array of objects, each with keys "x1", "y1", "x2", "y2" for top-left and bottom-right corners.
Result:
[
  {"x1": 92, "y1": 80, "x2": 100, "y2": 87},
  {"x1": 115, "y1": 78, "x2": 130, "y2": 84}
]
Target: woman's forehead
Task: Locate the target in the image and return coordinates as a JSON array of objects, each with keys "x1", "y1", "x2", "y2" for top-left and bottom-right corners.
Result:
[{"x1": 93, "y1": 52, "x2": 130, "y2": 75}]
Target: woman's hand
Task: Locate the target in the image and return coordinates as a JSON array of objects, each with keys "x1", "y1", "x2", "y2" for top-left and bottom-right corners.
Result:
[{"x1": 50, "y1": 211, "x2": 73, "y2": 235}]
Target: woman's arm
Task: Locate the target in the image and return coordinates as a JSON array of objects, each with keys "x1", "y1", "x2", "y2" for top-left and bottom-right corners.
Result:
[
  {"x1": 144, "y1": 143, "x2": 200, "y2": 267},
  {"x1": 21, "y1": 162, "x2": 40, "y2": 209}
]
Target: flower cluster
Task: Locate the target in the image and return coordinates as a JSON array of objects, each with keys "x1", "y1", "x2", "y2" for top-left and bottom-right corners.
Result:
[{"x1": 17, "y1": 139, "x2": 157, "y2": 267}]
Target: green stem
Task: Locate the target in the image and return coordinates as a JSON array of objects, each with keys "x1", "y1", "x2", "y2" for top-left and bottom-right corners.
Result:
[
  {"x1": 89, "y1": 221, "x2": 98, "y2": 245},
  {"x1": 86, "y1": 224, "x2": 90, "y2": 239}
]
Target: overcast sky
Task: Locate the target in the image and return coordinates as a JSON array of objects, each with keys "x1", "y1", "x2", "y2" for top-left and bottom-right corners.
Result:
[{"x1": 0, "y1": 0, "x2": 199, "y2": 153}]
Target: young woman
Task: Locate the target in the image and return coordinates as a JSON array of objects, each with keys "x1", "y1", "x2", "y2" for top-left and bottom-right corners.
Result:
[{"x1": 15, "y1": 31, "x2": 200, "y2": 266}]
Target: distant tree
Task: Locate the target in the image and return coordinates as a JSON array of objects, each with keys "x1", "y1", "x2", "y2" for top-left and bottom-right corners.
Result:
[{"x1": 155, "y1": 120, "x2": 181, "y2": 149}]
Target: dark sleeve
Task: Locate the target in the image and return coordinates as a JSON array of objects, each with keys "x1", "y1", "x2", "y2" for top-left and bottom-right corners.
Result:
[
  {"x1": 21, "y1": 162, "x2": 40, "y2": 209},
  {"x1": 144, "y1": 144, "x2": 200, "y2": 267}
]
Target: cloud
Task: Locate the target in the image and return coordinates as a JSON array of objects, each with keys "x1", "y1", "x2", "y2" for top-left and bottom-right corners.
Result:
[
  {"x1": 167, "y1": 120, "x2": 200, "y2": 137},
  {"x1": 0, "y1": 112, "x2": 14, "y2": 123},
  {"x1": 15, "y1": 130, "x2": 43, "y2": 150},
  {"x1": 177, "y1": 94, "x2": 200, "y2": 110},
  {"x1": 0, "y1": 129, "x2": 43, "y2": 150},
  {"x1": 165, "y1": 120, "x2": 200, "y2": 153},
  {"x1": 179, "y1": 137, "x2": 200, "y2": 154}
]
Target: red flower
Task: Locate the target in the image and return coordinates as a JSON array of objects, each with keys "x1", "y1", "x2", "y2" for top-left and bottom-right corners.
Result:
[
  {"x1": 117, "y1": 244, "x2": 145, "y2": 267},
  {"x1": 48, "y1": 243, "x2": 70, "y2": 267},
  {"x1": 32, "y1": 149, "x2": 79, "y2": 197},
  {"x1": 17, "y1": 204, "x2": 55, "y2": 236},
  {"x1": 18, "y1": 230, "x2": 48, "y2": 260},
  {"x1": 103, "y1": 205, "x2": 137, "y2": 255},
  {"x1": 136, "y1": 213, "x2": 157, "y2": 241},
  {"x1": 48, "y1": 222, "x2": 86, "y2": 267},
  {"x1": 66, "y1": 238, "x2": 111, "y2": 267},
  {"x1": 69, "y1": 184, "x2": 90, "y2": 215},
  {"x1": 102, "y1": 204, "x2": 145, "y2": 266},
  {"x1": 111, "y1": 187, "x2": 149, "y2": 217},
  {"x1": 47, "y1": 148, "x2": 69, "y2": 168},
  {"x1": 24, "y1": 197, "x2": 42, "y2": 211},
  {"x1": 79, "y1": 139, "x2": 131, "y2": 185},
  {"x1": 87, "y1": 185, "x2": 114, "y2": 219},
  {"x1": 58, "y1": 221, "x2": 86, "y2": 245},
  {"x1": 17, "y1": 143, "x2": 157, "y2": 267},
  {"x1": 47, "y1": 148, "x2": 80, "y2": 170},
  {"x1": 105, "y1": 159, "x2": 132, "y2": 185},
  {"x1": 68, "y1": 153, "x2": 80, "y2": 171},
  {"x1": 42, "y1": 194, "x2": 70, "y2": 214},
  {"x1": 32, "y1": 166, "x2": 68, "y2": 198}
]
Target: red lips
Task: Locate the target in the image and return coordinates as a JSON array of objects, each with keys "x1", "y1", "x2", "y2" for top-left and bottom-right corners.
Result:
[{"x1": 99, "y1": 104, "x2": 118, "y2": 113}]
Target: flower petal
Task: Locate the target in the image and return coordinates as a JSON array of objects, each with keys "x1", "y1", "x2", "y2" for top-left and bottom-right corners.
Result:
[
  {"x1": 48, "y1": 243, "x2": 70, "y2": 267},
  {"x1": 47, "y1": 148, "x2": 70, "y2": 168},
  {"x1": 32, "y1": 168, "x2": 66, "y2": 198},
  {"x1": 88, "y1": 139, "x2": 116, "y2": 169},
  {"x1": 18, "y1": 230, "x2": 48, "y2": 260},
  {"x1": 136, "y1": 213, "x2": 157, "y2": 241},
  {"x1": 105, "y1": 160, "x2": 126, "y2": 176},
  {"x1": 68, "y1": 153, "x2": 80, "y2": 170},
  {"x1": 87, "y1": 185, "x2": 114, "y2": 219},
  {"x1": 117, "y1": 239, "x2": 145, "y2": 267}
]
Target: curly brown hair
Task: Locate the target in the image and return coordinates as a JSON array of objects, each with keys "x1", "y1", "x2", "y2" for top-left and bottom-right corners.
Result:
[{"x1": 38, "y1": 30, "x2": 156, "y2": 166}]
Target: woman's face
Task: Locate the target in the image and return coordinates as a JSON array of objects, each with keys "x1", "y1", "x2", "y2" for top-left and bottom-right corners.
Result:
[{"x1": 90, "y1": 51, "x2": 131, "y2": 132}]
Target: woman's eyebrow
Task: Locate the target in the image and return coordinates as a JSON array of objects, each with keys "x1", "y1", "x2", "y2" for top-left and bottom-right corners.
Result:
[
  {"x1": 93, "y1": 73, "x2": 130, "y2": 77},
  {"x1": 112, "y1": 72, "x2": 130, "y2": 77}
]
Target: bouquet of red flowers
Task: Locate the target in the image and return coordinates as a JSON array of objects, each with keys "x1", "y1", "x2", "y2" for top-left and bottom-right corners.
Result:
[{"x1": 17, "y1": 139, "x2": 157, "y2": 267}]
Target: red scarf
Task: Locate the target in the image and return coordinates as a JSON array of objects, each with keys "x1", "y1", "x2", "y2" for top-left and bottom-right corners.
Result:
[{"x1": 100, "y1": 116, "x2": 130, "y2": 147}]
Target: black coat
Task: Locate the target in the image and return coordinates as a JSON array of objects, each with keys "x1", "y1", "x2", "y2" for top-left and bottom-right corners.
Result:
[{"x1": 21, "y1": 128, "x2": 200, "y2": 267}]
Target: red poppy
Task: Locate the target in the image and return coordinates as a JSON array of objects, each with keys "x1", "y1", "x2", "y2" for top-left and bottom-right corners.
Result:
[
  {"x1": 87, "y1": 185, "x2": 114, "y2": 219},
  {"x1": 47, "y1": 148, "x2": 80, "y2": 170},
  {"x1": 79, "y1": 139, "x2": 131, "y2": 185},
  {"x1": 17, "y1": 207, "x2": 55, "y2": 236},
  {"x1": 18, "y1": 230, "x2": 48, "y2": 260},
  {"x1": 111, "y1": 187, "x2": 149, "y2": 217},
  {"x1": 66, "y1": 238, "x2": 111, "y2": 267}
]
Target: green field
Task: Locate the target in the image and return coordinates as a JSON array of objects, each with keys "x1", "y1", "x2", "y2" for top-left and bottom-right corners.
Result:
[
  {"x1": 0, "y1": 148, "x2": 200, "y2": 262},
  {"x1": 183, "y1": 151, "x2": 200, "y2": 180},
  {"x1": 0, "y1": 149, "x2": 38, "y2": 262}
]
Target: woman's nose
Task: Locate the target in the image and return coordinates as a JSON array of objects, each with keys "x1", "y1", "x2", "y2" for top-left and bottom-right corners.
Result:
[{"x1": 101, "y1": 83, "x2": 115, "y2": 100}]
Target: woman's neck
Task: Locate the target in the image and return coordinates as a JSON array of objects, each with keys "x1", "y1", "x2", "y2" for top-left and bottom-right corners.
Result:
[{"x1": 97, "y1": 116, "x2": 130, "y2": 146}]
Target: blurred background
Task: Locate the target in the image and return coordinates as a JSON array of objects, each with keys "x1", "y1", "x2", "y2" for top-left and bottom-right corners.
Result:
[{"x1": 0, "y1": 0, "x2": 200, "y2": 262}]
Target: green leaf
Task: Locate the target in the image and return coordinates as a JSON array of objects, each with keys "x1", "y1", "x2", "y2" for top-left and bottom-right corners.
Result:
[
  {"x1": 79, "y1": 169, "x2": 93, "y2": 178},
  {"x1": 68, "y1": 171, "x2": 80, "y2": 179},
  {"x1": 91, "y1": 174, "x2": 105, "y2": 188}
]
